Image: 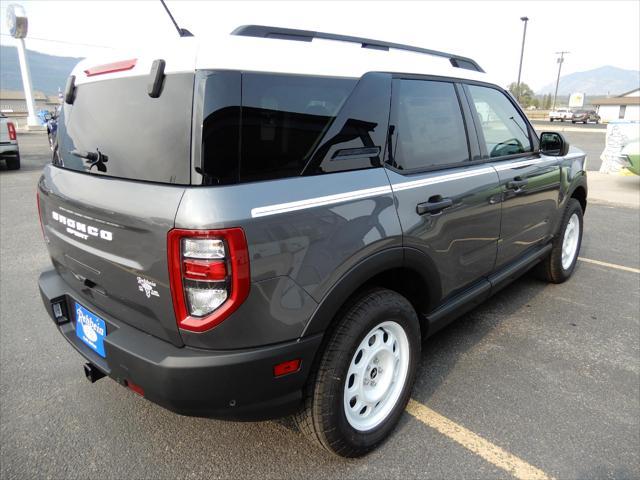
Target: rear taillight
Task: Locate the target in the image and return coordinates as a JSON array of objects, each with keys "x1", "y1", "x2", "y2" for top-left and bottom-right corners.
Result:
[
  {"x1": 168, "y1": 228, "x2": 250, "y2": 332},
  {"x1": 7, "y1": 122, "x2": 16, "y2": 141},
  {"x1": 36, "y1": 190, "x2": 47, "y2": 242}
]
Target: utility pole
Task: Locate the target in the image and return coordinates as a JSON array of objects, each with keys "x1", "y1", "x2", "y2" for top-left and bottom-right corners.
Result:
[
  {"x1": 516, "y1": 16, "x2": 529, "y2": 103},
  {"x1": 552, "y1": 51, "x2": 569, "y2": 111}
]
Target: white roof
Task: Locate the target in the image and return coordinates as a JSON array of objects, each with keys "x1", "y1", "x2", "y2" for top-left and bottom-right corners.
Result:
[{"x1": 72, "y1": 31, "x2": 494, "y2": 86}]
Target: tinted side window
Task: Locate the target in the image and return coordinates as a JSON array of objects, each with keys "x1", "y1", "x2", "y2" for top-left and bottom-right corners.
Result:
[
  {"x1": 466, "y1": 85, "x2": 532, "y2": 158},
  {"x1": 240, "y1": 74, "x2": 356, "y2": 183},
  {"x1": 199, "y1": 71, "x2": 241, "y2": 185},
  {"x1": 389, "y1": 79, "x2": 469, "y2": 171}
]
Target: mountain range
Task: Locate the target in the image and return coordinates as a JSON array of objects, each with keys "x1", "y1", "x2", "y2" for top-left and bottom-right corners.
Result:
[
  {"x1": 1, "y1": 45, "x2": 82, "y2": 95},
  {"x1": 536, "y1": 65, "x2": 639, "y2": 96}
]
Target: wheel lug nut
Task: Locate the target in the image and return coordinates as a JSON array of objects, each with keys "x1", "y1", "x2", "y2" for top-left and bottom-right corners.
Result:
[{"x1": 373, "y1": 358, "x2": 379, "y2": 364}]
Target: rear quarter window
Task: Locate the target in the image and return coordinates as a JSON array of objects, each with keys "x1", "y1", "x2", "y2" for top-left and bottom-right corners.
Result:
[{"x1": 197, "y1": 72, "x2": 390, "y2": 185}]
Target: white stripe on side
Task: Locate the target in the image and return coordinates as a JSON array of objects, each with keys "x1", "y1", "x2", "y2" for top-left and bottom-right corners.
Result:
[
  {"x1": 250, "y1": 159, "x2": 555, "y2": 219},
  {"x1": 391, "y1": 167, "x2": 494, "y2": 192},
  {"x1": 492, "y1": 157, "x2": 555, "y2": 172},
  {"x1": 250, "y1": 185, "x2": 392, "y2": 218}
]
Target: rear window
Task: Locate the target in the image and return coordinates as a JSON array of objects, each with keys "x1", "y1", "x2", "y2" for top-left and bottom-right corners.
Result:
[
  {"x1": 55, "y1": 73, "x2": 194, "y2": 184},
  {"x1": 198, "y1": 72, "x2": 391, "y2": 185}
]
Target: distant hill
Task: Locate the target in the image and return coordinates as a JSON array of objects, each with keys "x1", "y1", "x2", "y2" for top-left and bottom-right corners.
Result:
[
  {"x1": 537, "y1": 65, "x2": 639, "y2": 96},
  {"x1": 0, "y1": 45, "x2": 82, "y2": 95}
]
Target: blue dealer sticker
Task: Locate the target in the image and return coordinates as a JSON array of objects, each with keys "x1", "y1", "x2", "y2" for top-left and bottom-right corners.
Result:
[{"x1": 75, "y1": 302, "x2": 107, "y2": 358}]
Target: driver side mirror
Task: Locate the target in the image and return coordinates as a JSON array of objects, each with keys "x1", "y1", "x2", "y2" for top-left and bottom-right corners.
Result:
[{"x1": 540, "y1": 131, "x2": 569, "y2": 156}]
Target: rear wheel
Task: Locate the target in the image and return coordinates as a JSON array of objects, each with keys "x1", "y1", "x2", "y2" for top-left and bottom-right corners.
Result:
[
  {"x1": 294, "y1": 288, "x2": 420, "y2": 457},
  {"x1": 5, "y1": 153, "x2": 20, "y2": 170},
  {"x1": 537, "y1": 198, "x2": 583, "y2": 283}
]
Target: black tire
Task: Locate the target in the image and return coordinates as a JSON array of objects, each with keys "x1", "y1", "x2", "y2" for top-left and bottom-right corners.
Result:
[
  {"x1": 571, "y1": 121, "x2": 576, "y2": 124},
  {"x1": 550, "y1": 118, "x2": 554, "y2": 122},
  {"x1": 561, "y1": 118, "x2": 565, "y2": 122},
  {"x1": 583, "y1": 120, "x2": 587, "y2": 124},
  {"x1": 537, "y1": 198, "x2": 583, "y2": 283},
  {"x1": 294, "y1": 288, "x2": 420, "y2": 457},
  {"x1": 5, "y1": 153, "x2": 20, "y2": 170}
]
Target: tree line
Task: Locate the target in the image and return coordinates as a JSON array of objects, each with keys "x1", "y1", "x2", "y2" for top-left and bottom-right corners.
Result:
[{"x1": 507, "y1": 82, "x2": 555, "y2": 109}]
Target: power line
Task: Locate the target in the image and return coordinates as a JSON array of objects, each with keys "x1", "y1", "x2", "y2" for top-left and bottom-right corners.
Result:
[{"x1": 0, "y1": 33, "x2": 113, "y2": 49}]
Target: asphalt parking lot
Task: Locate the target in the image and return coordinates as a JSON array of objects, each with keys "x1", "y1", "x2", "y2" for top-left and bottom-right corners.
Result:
[{"x1": 1, "y1": 132, "x2": 638, "y2": 479}]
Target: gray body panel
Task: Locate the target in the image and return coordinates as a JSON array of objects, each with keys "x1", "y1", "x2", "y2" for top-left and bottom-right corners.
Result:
[
  {"x1": 385, "y1": 165, "x2": 501, "y2": 300},
  {"x1": 175, "y1": 168, "x2": 402, "y2": 348},
  {"x1": 38, "y1": 165, "x2": 185, "y2": 346},
  {"x1": 490, "y1": 154, "x2": 561, "y2": 269}
]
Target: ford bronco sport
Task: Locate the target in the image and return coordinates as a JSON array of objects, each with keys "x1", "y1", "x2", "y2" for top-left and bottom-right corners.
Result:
[{"x1": 37, "y1": 25, "x2": 587, "y2": 457}]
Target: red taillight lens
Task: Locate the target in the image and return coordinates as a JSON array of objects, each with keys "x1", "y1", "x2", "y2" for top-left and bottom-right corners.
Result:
[
  {"x1": 84, "y1": 58, "x2": 137, "y2": 77},
  {"x1": 36, "y1": 190, "x2": 46, "y2": 241},
  {"x1": 183, "y1": 259, "x2": 227, "y2": 281},
  {"x1": 168, "y1": 228, "x2": 250, "y2": 333},
  {"x1": 7, "y1": 122, "x2": 16, "y2": 141}
]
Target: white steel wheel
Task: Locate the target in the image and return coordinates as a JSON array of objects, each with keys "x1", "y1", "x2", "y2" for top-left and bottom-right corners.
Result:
[
  {"x1": 561, "y1": 213, "x2": 580, "y2": 270},
  {"x1": 343, "y1": 321, "x2": 410, "y2": 432}
]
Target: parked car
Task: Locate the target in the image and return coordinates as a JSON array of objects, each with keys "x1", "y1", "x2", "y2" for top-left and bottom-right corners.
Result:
[
  {"x1": 45, "y1": 108, "x2": 59, "y2": 151},
  {"x1": 549, "y1": 107, "x2": 573, "y2": 122},
  {"x1": 571, "y1": 109, "x2": 600, "y2": 124},
  {"x1": 618, "y1": 141, "x2": 640, "y2": 175},
  {"x1": 0, "y1": 114, "x2": 20, "y2": 170},
  {"x1": 37, "y1": 25, "x2": 587, "y2": 457}
]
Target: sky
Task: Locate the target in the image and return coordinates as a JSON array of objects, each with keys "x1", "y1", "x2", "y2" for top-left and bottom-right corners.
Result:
[{"x1": 1, "y1": 0, "x2": 639, "y2": 91}]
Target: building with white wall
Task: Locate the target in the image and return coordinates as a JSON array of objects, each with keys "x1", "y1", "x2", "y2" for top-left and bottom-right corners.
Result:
[{"x1": 594, "y1": 88, "x2": 640, "y2": 122}]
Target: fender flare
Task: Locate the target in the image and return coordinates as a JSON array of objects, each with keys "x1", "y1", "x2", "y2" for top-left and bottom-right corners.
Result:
[{"x1": 301, "y1": 247, "x2": 441, "y2": 338}]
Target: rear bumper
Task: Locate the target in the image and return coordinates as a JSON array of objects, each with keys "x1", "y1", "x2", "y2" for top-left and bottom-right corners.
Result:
[
  {"x1": 38, "y1": 269, "x2": 322, "y2": 420},
  {"x1": 0, "y1": 142, "x2": 18, "y2": 156}
]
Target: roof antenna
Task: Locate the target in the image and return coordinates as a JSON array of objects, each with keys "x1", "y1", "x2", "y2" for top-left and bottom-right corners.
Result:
[{"x1": 159, "y1": 0, "x2": 193, "y2": 37}]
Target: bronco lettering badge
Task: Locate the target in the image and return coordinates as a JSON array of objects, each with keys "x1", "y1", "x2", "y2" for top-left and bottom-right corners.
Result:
[{"x1": 52, "y1": 211, "x2": 113, "y2": 241}]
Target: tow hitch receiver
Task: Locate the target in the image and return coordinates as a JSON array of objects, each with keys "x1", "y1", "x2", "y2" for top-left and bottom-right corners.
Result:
[{"x1": 83, "y1": 363, "x2": 106, "y2": 383}]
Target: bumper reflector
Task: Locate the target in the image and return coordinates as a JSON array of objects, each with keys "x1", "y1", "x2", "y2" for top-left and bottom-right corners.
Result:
[
  {"x1": 126, "y1": 380, "x2": 144, "y2": 396},
  {"x1": 273, "y1": 359, "x2": 301, "y2": 377}
]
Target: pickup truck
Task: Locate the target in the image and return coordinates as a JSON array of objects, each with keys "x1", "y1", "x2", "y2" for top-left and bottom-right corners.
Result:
[
  {"x1": 549, "y1": 108, "x2": 573, "y2": 122},
  {"x1": 0, "y1": 114, "x2": 20, "y2": 170}
]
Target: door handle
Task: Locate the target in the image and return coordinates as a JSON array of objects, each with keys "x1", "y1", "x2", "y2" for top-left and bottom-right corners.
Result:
[
  {"x1": 507, "y1": 177, "x2": 528, "y2": 190},
  {"x1": 416, "y1": 197, "x2": 453, "y2": 215}
]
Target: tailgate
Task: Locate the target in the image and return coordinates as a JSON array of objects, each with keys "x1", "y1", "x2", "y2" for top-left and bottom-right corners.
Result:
[
  {"x1": 38, "y1": 166, "x2": 185, "y2": 345},
  {"x1": 36, "y1": 66, "x2": 196, "y2": 346}
]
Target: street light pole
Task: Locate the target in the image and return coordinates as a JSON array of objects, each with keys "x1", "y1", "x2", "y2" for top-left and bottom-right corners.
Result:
[
  {"x1": 516, "y1": 16, "x2": 529, "y2": 103},
  {"x1": 552, "y1": 51, "x2": 570, "y2": 111}
]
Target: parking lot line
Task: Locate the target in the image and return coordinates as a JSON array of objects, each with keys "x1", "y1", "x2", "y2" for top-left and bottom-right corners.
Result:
[
  {"x1": 406, "y1": 399, "x2": 553, "y2": 480},
  {"x1": 578, "y1": 257, "x2": 640, "y2": 274}
]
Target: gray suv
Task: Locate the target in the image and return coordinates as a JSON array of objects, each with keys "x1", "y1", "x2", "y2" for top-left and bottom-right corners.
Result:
[{"x1": 37, "y1": 26, "x2": 587, "y2": 457}]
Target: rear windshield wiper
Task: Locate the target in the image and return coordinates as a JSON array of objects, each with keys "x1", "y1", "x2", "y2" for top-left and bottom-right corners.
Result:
[{"x1": 71, "y1": 148, "x2": 109, "y2": 172}]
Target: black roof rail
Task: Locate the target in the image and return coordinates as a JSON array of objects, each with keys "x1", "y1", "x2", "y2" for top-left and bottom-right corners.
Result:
[{"x1": 231, "y1": 25, "x2": 484, "y2": 73}]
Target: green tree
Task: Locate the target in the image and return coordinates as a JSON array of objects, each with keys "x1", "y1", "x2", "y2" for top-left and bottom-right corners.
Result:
[{"x1": 507, "y1": 82, "x2": 535, "y2": 107}]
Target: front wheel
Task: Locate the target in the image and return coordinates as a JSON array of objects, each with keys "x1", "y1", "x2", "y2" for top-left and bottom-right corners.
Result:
[
  {"x1": 537, "y1": 198, "x2": 583, "y2": 283},
  {"x1": 294, "y1": 288, "x2": 420, "y2": 457}
]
